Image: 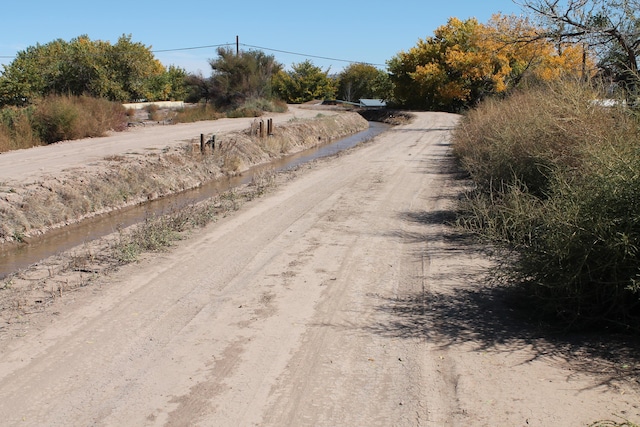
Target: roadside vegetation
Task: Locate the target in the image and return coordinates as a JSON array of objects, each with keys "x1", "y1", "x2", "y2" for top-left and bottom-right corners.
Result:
[
  {"x1": 453, "y1": 78, "x2": 640, "y2": 331},
  {"x1": 113, "y1": 169, "x2": 276, "y2": 264},
  {"x1": 447, "y1": 0, "x2": 640, "y2": 335},
  {"x1": 0, "y1": 95, "x2": 128, "y2": 152}
]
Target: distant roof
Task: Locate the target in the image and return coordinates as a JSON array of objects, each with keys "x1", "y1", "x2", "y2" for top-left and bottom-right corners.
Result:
[{"x1": 359, "y1": 99, "x2": 387, "y2": 108}]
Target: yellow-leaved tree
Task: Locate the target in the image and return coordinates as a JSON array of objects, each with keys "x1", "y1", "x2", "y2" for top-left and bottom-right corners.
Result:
[{"x1": 388, "y1": 15, "x2": 591, "y2": 111}]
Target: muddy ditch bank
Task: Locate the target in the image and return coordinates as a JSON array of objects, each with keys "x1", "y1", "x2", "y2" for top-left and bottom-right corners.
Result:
[{"x1": 0, "y1": 112, "x2": 369, "y2": 246}]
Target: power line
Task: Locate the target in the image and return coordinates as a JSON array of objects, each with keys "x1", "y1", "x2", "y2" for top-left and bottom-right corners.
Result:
[
  {"x1": 149, "y1": 40, "x2": 386, "y2": 67},
  {"x1": 240, "y1": 43, "x2": 386, "y2": 67},
  {"x1": 151, "y1": 43, "x2": 233, "y2": 53},
  {"x1": 1, "y1": 40, "x2": 386, "y2": 68}
]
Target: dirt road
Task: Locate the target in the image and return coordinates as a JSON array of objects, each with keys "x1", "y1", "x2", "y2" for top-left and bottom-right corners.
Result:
[{"x1": 0, "y1": 112, "x2": 638, "y2": 426}]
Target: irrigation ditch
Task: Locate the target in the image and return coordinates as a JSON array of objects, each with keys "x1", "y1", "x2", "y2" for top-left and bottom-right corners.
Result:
[{"x1": 0, "y1": 110, "x2": 403, "y2": 281}]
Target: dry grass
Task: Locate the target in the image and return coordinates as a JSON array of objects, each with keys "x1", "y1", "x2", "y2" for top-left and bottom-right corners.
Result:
[
  {"x1": 172, "y1": 104, "x2": 224, "y2": 123},
  {"x1": 453, "y1": 80, "x2": 638, "y2": 197},
  {"x1": 453, "y1": 79, "x2": 640, "y2": 331},
  {"x1": 0, "y1": 107, "x2": 42, "y2": 152},
  {"x1": 0, "y1": 95, "x2": 127, "y2": 152},
  {"x1": 35, "y1": 95, "x2": 127, "y2": 143}
]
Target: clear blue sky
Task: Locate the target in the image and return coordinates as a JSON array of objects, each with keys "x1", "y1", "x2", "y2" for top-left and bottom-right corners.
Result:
[{"x1": 1, "y1": 0, "x2": 525, "y2": 75}]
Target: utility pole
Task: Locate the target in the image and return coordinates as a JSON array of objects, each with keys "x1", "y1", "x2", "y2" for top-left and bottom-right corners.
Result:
[{"x1": 236, "y1": 35, "x2": 239, "y2": 56}]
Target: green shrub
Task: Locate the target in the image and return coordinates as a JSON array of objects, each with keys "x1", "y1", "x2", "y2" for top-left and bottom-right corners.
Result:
[
  {"x1": 454, "y1": 79, "x2": 640, "y2": 330},
  {"x1": 522, "y1": 146, "x2": 640, "y2": 327}
]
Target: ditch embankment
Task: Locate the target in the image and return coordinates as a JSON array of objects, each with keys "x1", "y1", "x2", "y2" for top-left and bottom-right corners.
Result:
[{"x1": 0, "y1": 108, "x2": 369, "y2": 246}]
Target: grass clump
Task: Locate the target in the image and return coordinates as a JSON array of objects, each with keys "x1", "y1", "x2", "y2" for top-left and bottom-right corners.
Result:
[
  {"x1": 0, "y1": 95, "x2": 127, "y2": 151},
  {"x1": 172, "y1": 104, "x2": 224, "y2": 123},
  {"x1": 34, "y1": 95, "x2": 127, "y2": 143},
  {"x1": 227, "y1": 98, "x2": 288, "y2": 118},
  {"x1": 0, "y1": 106, "x2": 42, "y2": 152},
  {"x1": 114, "y1": 215, "x2": 182, "y2": 263},
  {"x1": 112, "y1": 183, "x2": 269, "y2": 264},
  {"x1": 453, "y1": 79, "x2": 640, "y2": 331}
]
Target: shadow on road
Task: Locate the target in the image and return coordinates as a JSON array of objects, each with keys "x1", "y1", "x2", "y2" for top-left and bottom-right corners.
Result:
[{"x1": 369, "y1": 205, "x2": 640, "y2": 392}]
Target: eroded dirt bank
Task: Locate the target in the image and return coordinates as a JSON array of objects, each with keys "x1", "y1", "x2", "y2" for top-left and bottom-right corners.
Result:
[
  {"x1": 0, "y1": 112, "x2": 638, "y2": 426},
  {"x1": 0, "y1": 108, "x2": 368, "y2": 243}
]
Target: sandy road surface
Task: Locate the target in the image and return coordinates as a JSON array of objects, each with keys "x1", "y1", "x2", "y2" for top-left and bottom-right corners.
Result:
[
  {"x1": 0, "y1": 112, "x2": 638, "y2": 426},
  {"x1": 0, "y1": 105, "x2": 321, "y2": 184}
]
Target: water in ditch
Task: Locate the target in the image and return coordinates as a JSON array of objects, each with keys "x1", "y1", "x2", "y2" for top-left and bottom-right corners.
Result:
[{"x1": 0, "y1": 121, "x2": 389, "y2": 279}]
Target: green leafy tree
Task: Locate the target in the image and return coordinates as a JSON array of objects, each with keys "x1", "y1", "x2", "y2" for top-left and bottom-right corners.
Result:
[
  {"x1": 147, "y1": 65, "x2": 187, "y2": 101},
  {"x1": 272, "y1": 60, "x2": 336, "y2": 103},
  {"x1": 104, "y1": 35, "x2": 166, "y2": 101},
  {"x1": 337, "y1": 63, "x2": 391, "y2": 102},
  {"x1": 0, "y1": 34, "x2": 178, "y2": 105},
  {"x1": 0, "y1": 39, "x2": 70, "y2": 106},
  {"x1": 208, "y1": 47, "x2": 282, "y2": 108}
]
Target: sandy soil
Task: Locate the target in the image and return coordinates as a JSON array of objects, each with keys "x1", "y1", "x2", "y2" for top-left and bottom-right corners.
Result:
[{"x1": 0, "y1": 111, "x2": 638, "y2": 426}]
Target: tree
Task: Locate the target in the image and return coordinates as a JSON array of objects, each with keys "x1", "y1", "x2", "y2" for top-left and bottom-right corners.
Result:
[
  {"x1": 208, "y1": 47, "x2": 281, "y2": 108},
  {"x1": 184, "y1": 72, "x2": 215, "y2": 104},
  {"x1": 0, "y1": 34, "x2": 181, "y2": 105},
  {"x1": 387, "y1": 15, "x2": 588, "y2": 111},
  {"x1": 148, "y1": 65, "x2": 188, "y2": 101},
  {"x1": 105, "y1": 35, "x2": 166, "y2": 102},
  {"x1": 336, "y1": 63, "x2": 391, "y2": 102},
  {"x1": 272, "y1": 60, "x2": 336, "y2": 103},
  {"x1": 0, "y1": 38, "x2": 73, "y2": 106},
  {"x1": 520, "y1": 0, "x2": 640, "y2": 95}
]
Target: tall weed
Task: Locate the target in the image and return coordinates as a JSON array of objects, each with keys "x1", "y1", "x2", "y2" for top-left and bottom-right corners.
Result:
[
  {"x1": 172, "y1": 104, "x2": 223, "y2": 123},
  {"x1": 229, "y1": 97, "x2": 288, "y2": 117},
  {"x1": 0, "y1": 107, "x2": 41, "y2": 152},
  {"x1": 0, "y1": 95, "x2": 127, "y2": 149},
  {"x1": 454, "y1": 80, "x2": 640, "y2": 330},
  {"x1": 34, "y1": 95, "x2": 127, "y2": 143},
  {"x1": 453, "y1": 80, "x2": 637, "y2": 197}
]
